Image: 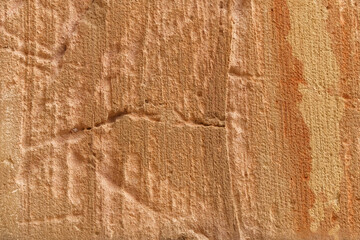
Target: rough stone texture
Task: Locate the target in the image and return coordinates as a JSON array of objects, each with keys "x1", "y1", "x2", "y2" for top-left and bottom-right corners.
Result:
[{"x1": 1, "y1": 0, "x2": 360, "y2": 239}]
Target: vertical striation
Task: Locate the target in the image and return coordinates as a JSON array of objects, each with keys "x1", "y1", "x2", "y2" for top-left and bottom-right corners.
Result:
[{"x1": 2, "y1": 0, "x2": 360, "y2": 239}]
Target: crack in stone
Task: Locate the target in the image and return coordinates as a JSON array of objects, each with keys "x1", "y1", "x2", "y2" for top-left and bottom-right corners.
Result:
[
  {"x1": 97, "y1": 110, "x2": 225, "y2": 129},
  {"x1": 22, "y1": 111, "x2": 225, "y2": 152}
]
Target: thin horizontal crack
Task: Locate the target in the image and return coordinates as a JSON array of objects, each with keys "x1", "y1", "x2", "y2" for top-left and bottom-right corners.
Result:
[
  {"x1": 22, "y1": 111, "x2": 225, "y2": 152},
  {"x1": 89, "y1": 110, "x2": 225, "y2": 131}
]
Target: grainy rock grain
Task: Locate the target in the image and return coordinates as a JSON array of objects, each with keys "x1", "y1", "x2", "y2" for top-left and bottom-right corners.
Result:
[{"x1": 1, "y1": 0, "x2": 360, "y2": 239}]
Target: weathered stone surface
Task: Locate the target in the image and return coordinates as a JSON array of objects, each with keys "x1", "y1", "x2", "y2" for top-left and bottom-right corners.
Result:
[{"x1": 1, "y1": 0, "x2": 360, "y2": 239}]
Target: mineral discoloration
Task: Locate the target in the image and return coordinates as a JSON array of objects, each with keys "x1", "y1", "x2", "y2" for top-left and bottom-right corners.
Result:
[
  {"x1": 286, "y1": 0, "x2": 344, "y2": 236},
  {"x1": 326, "y1": 1, "x2": 360, "y2": 238},
  {"x1": 272, "y1": 0, "x2": 314, "y2": 234}
]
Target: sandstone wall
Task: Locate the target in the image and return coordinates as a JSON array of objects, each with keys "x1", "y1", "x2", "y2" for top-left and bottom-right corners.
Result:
[{"x1": 1, "y1": 0, "x2": 360, "y2": 239}]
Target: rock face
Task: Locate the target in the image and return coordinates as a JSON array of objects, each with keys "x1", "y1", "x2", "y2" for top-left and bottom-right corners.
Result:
[{"x1": 1, "y1": 0, "x2": 359, "y2": 239}]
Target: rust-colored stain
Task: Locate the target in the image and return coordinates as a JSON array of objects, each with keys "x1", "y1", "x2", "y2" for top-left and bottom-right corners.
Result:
[
  {"x1": 272, "y1": 0, "x2": 314, "y2": 234},
  {"x1": 326, "y1": 0, "x2": 360, "y2": 236}
]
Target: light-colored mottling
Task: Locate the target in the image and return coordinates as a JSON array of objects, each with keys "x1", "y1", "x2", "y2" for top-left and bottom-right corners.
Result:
[{"x1": 287, "y1": 0, "x2": 344, "y2": 235}]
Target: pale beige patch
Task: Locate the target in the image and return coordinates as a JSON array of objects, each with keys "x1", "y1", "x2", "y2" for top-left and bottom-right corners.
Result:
[{"x1": 286, "y1": 0, "x2": 344, "y2": 235}]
